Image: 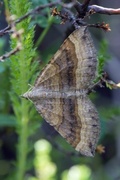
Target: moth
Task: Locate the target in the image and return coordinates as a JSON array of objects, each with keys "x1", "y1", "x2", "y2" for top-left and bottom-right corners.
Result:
[{"x1": 23, "y1": 26, "x2": 100, "y2": 157}]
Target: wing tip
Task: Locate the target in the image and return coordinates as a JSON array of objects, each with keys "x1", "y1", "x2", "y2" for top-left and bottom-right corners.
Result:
[
  {"x1": 80, "y1": 149, "x2": 95, "y2": 157},
  {"x1": 21, "y1": 92, "x2": 29, "y2": 99}
]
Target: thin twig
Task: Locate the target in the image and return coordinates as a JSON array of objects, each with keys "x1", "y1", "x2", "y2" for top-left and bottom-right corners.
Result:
[
  {"x1": 0, "y1": 46, "x2": 21, "y2": 62},
  {"x1": 0, "y1": 1, "x2": 61, "y2": 37},
  {"x1": 0, "y1": 16, "x2": 23, "y2": 62},
  {"x1": 72, "y1": 1, "x2": 120, "y2": 18},
  {"x1": 0, "y1": 0, "x2": 73, "y2": 37},
  {"x1": 88, "y1": 5, "x2": 120, "y2": 15},
  {"x1": 87, "y1": 79, "x2": 103, "y2": 94},
  {"x1": 88, "y1": 22, "x2": 111, "y2": 31},
  {"x1": 15, "y1": 0, "x2": 62, "y2": 24},
  {"x1": 1, "y1": 1, "x2": 120, "y2": 37},
  {"x1": 0, "y1": 26, "x2": 11, "y2": 37}
]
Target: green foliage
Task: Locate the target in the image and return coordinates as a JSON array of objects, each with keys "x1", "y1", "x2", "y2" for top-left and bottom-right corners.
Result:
[
  {"x1": 31, "y1": 0, "x2": 59, "y2": 28},
  {"x1": 62, "y1": 165, "x2": 91, "y2": 180},
  {"x1": 31, "y1": 0, "x2": 60, "y2": 47},
  {"x1": 1, "y1": 1, "x2": 120, "y2": 180},
  {"x1": 95, "y1": 40, "x2": 110, "y2": 82},
  {"x1": 100, "y1": 106, "x2": 120, "y2": 120},
  {"x1": 28, "y1": 139, "x2": 92, "y2": 180},
  {"x1": 7, "y1": 0, "x2": 39, "y2": 179},
  {"x1": 0, "y1": 114, "x2": 16, "y2": 127},
  {"x1": 33, "y1": 139, "x2": 57, "y2": 180}
]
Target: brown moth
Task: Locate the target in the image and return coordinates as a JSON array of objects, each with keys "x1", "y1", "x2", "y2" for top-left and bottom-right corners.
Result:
[{"x1": 23, "y1": 26, "x2": 100, "y2": 157}]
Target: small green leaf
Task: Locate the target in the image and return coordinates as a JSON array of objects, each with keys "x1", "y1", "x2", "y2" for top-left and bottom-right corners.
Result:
[{"x1": 96, "y1": 40, "x2": 110, "y2": 81}]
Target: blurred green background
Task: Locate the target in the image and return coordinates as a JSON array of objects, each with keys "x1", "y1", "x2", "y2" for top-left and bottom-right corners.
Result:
[{"x1": 0, "y1": 0, "x2": 120, "y2": 180}]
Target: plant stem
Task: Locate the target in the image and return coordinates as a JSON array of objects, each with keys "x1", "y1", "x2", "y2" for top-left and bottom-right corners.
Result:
[
  {"x1": 8, "y1": 0, "x2": 37, "y2": 179},
  {"x1": 16, "y1": 105, "x2": 29, "y2": 180},
  {"x1": 35, "y1": 15, "x2": 54, "y2": 47}
]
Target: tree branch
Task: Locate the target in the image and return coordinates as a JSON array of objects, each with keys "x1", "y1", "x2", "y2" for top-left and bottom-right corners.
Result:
[
  {"x1": 0, "y1": 46, "x2": 21, "y2": 62},
  {"x1": 0, "y1": 16, "x2": 23, "y2": 62},
  {"x1": 1, "y1": 1, "x2": 120, "y2": 38},
  {"x1": 88, "y1": 5, "x2": 120, "y2": 15},
  {"x1": 0, "y1": 0, "x2": 75, "y2": 37},
  {"x1": 0, "y1": 1, "x2": 60, "y2": 36}
]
